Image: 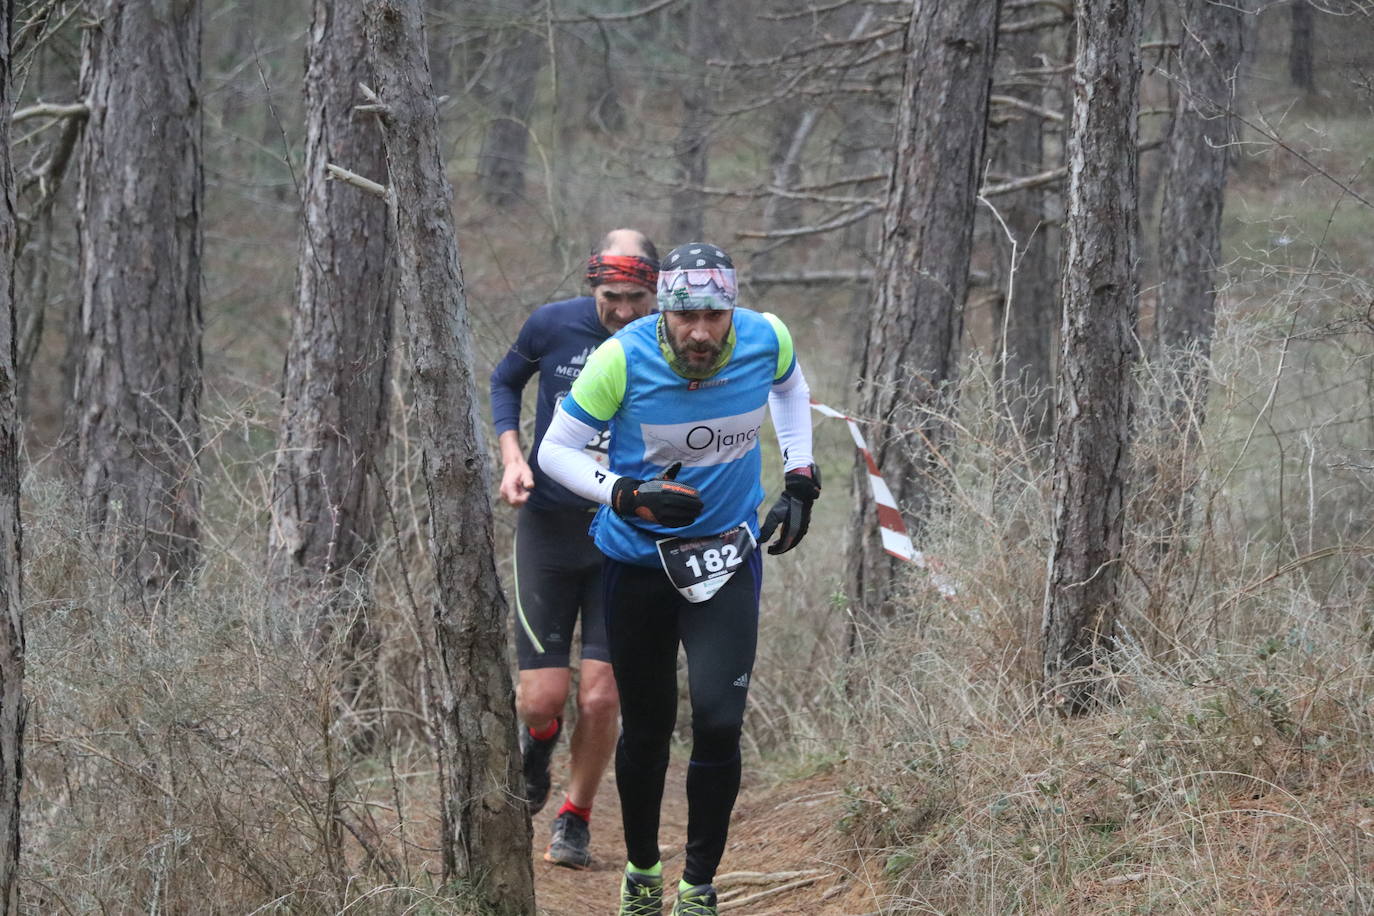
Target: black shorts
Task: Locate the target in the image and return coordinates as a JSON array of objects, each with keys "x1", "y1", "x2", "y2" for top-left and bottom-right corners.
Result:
[{"x1": 513, "y1": 505, "x2": 609, "y2": 669}]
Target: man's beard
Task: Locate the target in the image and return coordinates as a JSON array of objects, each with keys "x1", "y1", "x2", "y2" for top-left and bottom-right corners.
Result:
[{"x1": 668, "y1": 333, "x2": 722, "y2": 367}]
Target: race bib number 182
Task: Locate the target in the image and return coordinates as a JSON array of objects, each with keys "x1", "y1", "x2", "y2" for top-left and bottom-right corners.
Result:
[{"x1": 655, "y1": 525, "x2": 756, "y2": 603}]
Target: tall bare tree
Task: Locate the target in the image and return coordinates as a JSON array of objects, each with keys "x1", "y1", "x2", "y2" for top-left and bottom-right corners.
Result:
[
  {"x1": 269, "y1": 0, "x2": 393, "y2": 640},
  {"x1": 364, "y1": 0, "x2": 534, "y2": 909},
  {"x1": 0, "y1": 0, "x2": 23, "y2": 904},
  {"x1": 847, "y1": 0, "x2": 1000, "y2": 620},
  {"x1": 1156, "y1": 0, "x2": 1245, "y2": 446},
  {"x1": 73, "y1": 0, "x2": 204, "y2": 595},
  {"x1": 1042, "y1": 0, "x2": 1142, "y2": 712},
  {"x1": 990, "y1": 19, "x2": 1059, "y2": 438},
  {"x1": 475, "y1": 1, "x2": 542, "y2": 207},
  {"x1": 1289, "y1": 0, "x2": 1315, "y2": 93},
  {"x1": 668, "y1": 0, "x2": 717, "y2": 241}
]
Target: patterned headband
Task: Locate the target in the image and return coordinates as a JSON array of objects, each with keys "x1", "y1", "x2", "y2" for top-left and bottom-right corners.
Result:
[
  {"x1": 586, "y1": 254, "x2": 659, "y2": 292},
  {"x1": 657, "y1": 267, "x2": 738, "y2": 311}
]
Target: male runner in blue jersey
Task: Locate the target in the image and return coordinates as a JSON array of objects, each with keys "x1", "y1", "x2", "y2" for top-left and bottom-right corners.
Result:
[
  {"x1": 490, "y1": 228, "x2": 659, "y2": 868},
  {"x1": 539, "y1": 243, "x2": 821, "y2": 916}
]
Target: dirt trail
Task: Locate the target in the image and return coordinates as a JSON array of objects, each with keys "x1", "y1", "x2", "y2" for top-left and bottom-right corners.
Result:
[{"x1": 530, "y1": 750, "x2": 882, "y2": 915}]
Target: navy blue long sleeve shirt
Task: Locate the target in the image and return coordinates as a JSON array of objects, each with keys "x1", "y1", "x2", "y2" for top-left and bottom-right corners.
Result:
[{"x1": 490, "y1": 296, "x2": 611, "y2": 512}]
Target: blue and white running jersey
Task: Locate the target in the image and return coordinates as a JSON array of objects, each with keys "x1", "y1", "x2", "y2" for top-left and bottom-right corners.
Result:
[{"x1": 560, "y1": 307, "x2": 797, "y2": 566}]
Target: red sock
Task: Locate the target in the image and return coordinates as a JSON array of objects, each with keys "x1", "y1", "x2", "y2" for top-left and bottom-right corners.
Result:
[
  {"x1": 528, "y1": 719, "x2": 559, "y2": 742},
  {"x1": 557, "y1": 797, "x2": 592, "y2": 823}
]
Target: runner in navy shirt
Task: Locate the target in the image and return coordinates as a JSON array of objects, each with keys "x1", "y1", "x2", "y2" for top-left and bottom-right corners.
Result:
[{"x1": 489, "y1": 228, "x2": 659, "y2": 868}]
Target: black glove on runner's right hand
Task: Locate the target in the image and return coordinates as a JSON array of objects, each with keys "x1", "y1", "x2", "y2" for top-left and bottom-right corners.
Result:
[
  {"x1": 758, "y1": 464, "x2": 821, "y2": 555},
  {"x1": 611, "y1": 462, "x2": 704, "y2": 528}
]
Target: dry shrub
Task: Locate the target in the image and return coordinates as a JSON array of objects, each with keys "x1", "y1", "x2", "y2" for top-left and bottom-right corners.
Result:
[
  {"x1": 17, "y1": 406, "x2": 467, "y2": 914},
  {"x1": 814, "y1": 264, "x2": 1374, "y2": 912}
]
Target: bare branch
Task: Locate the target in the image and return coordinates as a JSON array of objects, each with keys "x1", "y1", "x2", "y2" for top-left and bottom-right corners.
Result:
[
  {"x1": 750, "y1": 269, "x2": 873, "y2": 286},
  {"x1": 326, "y1": 163, "x2": 388, "y2": 199},
  {"x1": 1001, "y1": 12, "x2": 1070, "y2": 33},
  {"x1": 357, "y1": 82, "x2": 383, "y2": 106},
  {"x1": 1005, "y1": 0, "x2": 1071, "y2": 10},
  {"x1": 718, "y1": 875, "x2": 825, "y2": 911},
  {"x1": 990, "y1": 93, "x2": 1065, "y2": 123},
  {"x1": 552, "y1": 0, "x2": 686, "y2": 23},
  {"x1": 736, "y1": 203, "x2": 878, "y2": 240},
  {"x1": 982, "y1": 138, "x2": 1163, "y2": 197},
  {"x1": 762, "y1": 0, "x2": 906, "y2": 20},
  {"x1": 16, "y1": 110, "x2": 86, "y2": 254},
  {"x1": 795, "y1": 170, "x2": 888, "y2": 192},
  {"x1": 12, "y1": 101, "x2": 88, "y2": 123},
  {"x1": 721, "y1": 22, "x2": 904, "y2": 69}
]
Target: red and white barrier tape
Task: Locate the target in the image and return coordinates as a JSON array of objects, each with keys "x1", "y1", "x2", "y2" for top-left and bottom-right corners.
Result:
[{"x1": 811, "y1": 400, "x2": 957, "y2": 597}]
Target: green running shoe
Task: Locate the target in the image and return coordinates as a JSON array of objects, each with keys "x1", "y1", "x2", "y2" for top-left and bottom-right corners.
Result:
[
  {"x1": 618, "y1": 866, "x2": 664, "y2": 916},
  {"x1": 672, "y1": 883, "x2": 718, "y2": 916}
]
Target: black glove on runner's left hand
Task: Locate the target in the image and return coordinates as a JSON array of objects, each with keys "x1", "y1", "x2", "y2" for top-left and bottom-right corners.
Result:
[{"x1": 758, "y1": 464, "x2": 821, "y2": 555}]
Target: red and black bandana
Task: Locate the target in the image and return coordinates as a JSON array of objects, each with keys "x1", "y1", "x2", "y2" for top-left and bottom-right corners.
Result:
[{"x1": 586, "y1": 254, "x2": 659, "y2": 292}]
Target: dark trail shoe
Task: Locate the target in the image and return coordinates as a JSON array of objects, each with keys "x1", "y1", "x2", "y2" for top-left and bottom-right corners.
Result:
[
  {"x1": 543, "y1": 810, "x2": 592, "y2": 869},
  {"x1": 672, "y1": 883, "x2": 718, "y2": 916},
  {"x1": 618, "y1": 866, "x2": 664, "y2": 916},
  {"x1": 519, "y1": 718, "x2": 559, "y2": 814}
]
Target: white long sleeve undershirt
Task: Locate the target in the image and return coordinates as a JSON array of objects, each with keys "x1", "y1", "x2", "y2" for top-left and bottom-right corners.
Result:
[
  {"x1": 769, "y1": 362, "x2": 815, "y2": 471},
  {"x1": 538, "y1": 411, "x2": 622, "y2": 505},
  {"x1": 537, "y1": 360, "x2": 817, "y2": 504}
]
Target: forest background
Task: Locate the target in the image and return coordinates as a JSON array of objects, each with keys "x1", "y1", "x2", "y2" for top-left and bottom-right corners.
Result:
[{"x1": 2, "y1": 0, "x2": 1373, "y2": 913}]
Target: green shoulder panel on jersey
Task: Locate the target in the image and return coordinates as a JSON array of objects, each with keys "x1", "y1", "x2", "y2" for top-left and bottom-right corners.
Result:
[
  {"x1": 567, "y1": 337, "x2": 627, "y2": 421},
  {"x1": 761, "y1": 312, "x2": 795, "y2": 380}
]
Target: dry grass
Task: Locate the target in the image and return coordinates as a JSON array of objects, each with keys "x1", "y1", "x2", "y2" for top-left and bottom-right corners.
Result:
[
  {"x1": 18, "y1": 422, "x2": 462, "y2": 913},
  {"x1": 785, "y1": 254, "x2": 1374, "y2": 913}
]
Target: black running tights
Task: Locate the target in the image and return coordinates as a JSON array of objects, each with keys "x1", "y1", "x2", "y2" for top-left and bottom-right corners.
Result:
[{"x1": 602, "y1": 551, "x2": 761, "y2": 886}]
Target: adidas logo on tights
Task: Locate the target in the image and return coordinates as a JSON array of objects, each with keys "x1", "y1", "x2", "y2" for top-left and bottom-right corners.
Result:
[{"x1": 732, "y1": 673, "x2": 749, "y2": 688}]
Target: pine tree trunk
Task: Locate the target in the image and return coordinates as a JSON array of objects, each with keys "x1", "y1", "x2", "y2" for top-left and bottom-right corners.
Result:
[
  {"x1": 475, "y1": 3, "x2": 542, "y2": 208},
  {"x1": 0, "y1": 1, "x2": 24, "y2": 905},
  {"x1": 74, "y1": 0, "x2": 204, "y2": 596},
  {"x1": 363, "y1": 0, "x2": 534, "y2": 909},
  {"x1": 1289, "y1": 0, "x2": 1314, "y2": 93},
  {"x1": 668, "y1": 0, "x2": 716, "y2": 241},
  {"x1": 1157, "y1": 0, "x2": 1244, "y2": 433},
  {"x1": 1148, "y1": 0, "x2": 1245, "y2": 563},
  {"x1": 269, "y1": 0, "x2": 393, "y2": 640},
  {"x1": 1042, "y1": 0, "x2": 1142, "y2": 712},
  {"x1": 991, "y1": 23, "x2": 1057, "y2": 438},
  {"x1": 847, "y1": 0, "x2": 1000, "y2": 621}
]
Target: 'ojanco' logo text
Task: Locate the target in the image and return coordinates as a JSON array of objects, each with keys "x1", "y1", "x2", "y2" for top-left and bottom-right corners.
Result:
[
  {"x1": 686, "y1": 423, "x2": 758, "y2": 453},
  {"x1": 640, "y1": 405, "x2": 766, "y2": 468}
]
